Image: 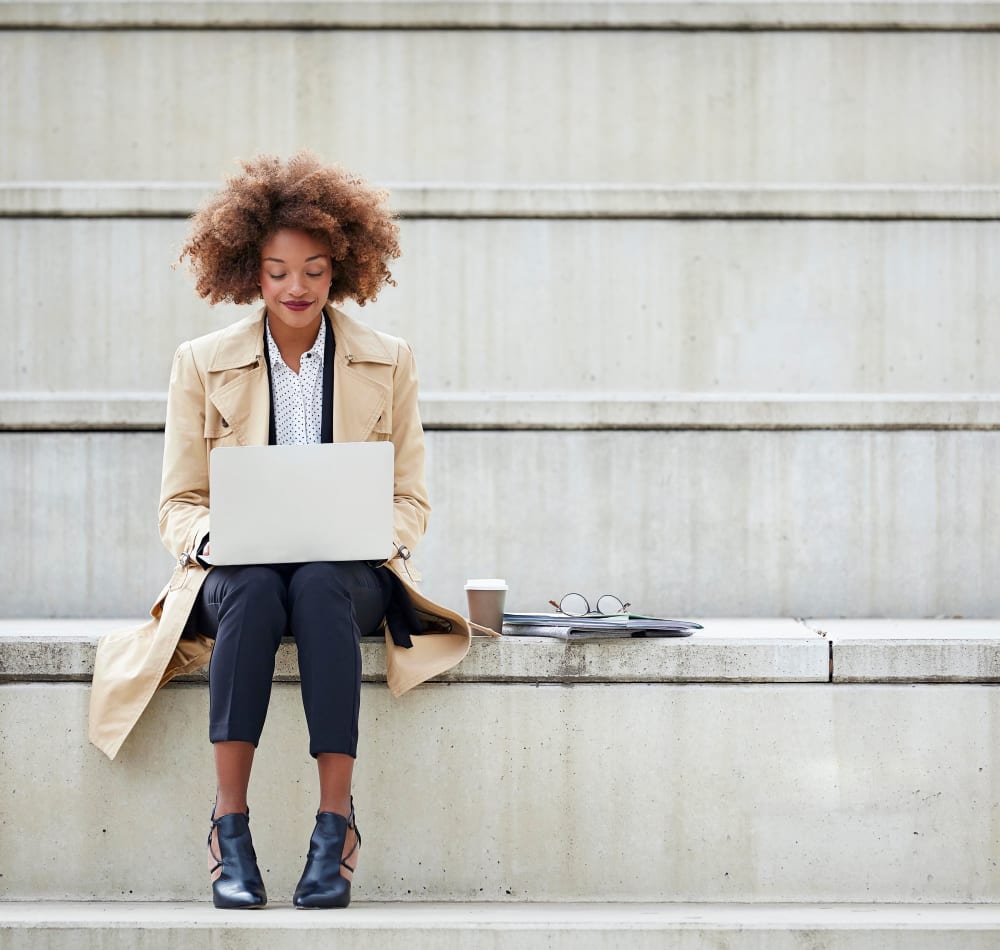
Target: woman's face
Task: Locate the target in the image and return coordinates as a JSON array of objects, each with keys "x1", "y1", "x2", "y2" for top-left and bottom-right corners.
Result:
[{"x1": 259, "y1": 229, "x2": 332, "y2": 333}]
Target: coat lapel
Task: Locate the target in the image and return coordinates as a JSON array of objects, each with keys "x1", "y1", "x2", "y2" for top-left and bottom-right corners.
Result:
[
  {"x1": 206, "y1": 314, "x2": 270, "y2": 447},
  {"x1": 329, "y1": 307, "x2": 393, "y2": 443},
  {"x1": 211, "y1": 367, "x2": 270, "y2": 446},
  {"x1": 200, "y1": 307, "x2": 393, "y2": 447}
]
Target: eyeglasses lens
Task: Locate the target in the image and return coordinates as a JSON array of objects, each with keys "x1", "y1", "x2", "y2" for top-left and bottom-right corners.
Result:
[
  {"x1": 559, "y1": 593, "x2": 590, "y2": 617},
  {"x1": 596, "y1": 594, "x2": 625, "y2": 615}
]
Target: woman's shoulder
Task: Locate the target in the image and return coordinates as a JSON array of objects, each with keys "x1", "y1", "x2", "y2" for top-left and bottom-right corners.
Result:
[
  {"x1": 173, "y1": 312, "x2": 265, "y2": 371},
  {"x1": 328, "y1": 307, "x2": 412, "y2": 364}
]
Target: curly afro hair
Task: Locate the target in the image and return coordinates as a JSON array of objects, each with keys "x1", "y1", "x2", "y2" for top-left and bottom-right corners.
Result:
[{"x1": 178, "y1": 152, "x2": 400, "y2": 307}]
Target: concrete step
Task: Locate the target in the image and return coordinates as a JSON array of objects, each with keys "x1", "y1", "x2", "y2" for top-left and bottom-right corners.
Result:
[
  {"x1": 1, "y1": 622, "x2": 999, "y2": 903},
  {"x1": 3, "y1": 902, "x2": 1000, "y2": 950},
  {"x1": 6, "y1": 0, "x2": 1000, "y2": 29},
  {"x1": 2, "y1": 428, "x2": 999, "y2": 617},
  {"x1": 7, "y1": 394, "x2": 1000, "y2": 431},
  {"x1": 817, "y1": 618, "x2": 1000, "y2": 682},
  {"x1": 10, "y1": 617, "x2": 1000, "y2": 686},
  {"x1": 3, "y1": 31, "x2": 999, "y2": 182},
  {"x1": 8, "y1": 182, "x2": 1000, "y2": 218},
  {"x1": 0, "y1": 617, "x2": 832, "y2": 684},
  {"x1": 3, "y1": 211, "x2": 999, "y2": 396}
]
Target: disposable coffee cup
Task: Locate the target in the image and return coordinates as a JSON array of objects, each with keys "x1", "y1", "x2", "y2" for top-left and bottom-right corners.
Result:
[{"x1": 464, "y1": 578, "x2": 508, "y2": 635}]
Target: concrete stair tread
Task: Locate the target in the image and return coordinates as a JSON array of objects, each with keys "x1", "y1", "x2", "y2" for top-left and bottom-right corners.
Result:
[
  {"x1": 811, "y1": 619, "x2": 1000, "y2": 641},
  {"x1": 5, "y1": 901, "x2": 1000, "y2": 950},
  {"x1": 4, "y1": 182, "x2": 1000, "y2": 219},
  {"x1": 5, "y1": 619, "x2": 1000, "y2": 683},
  {"x1": 4, "y1": 0, "x2": 1000, "y2": 29},
  {"x1": 3, "y1": 901, "x2": 1000, "y2": 929},
  {"x1": 0, "y1": 900, "x2": 1000, "y2": 930},
  {"x1": 6, "y1": 392, "x2": 1000, "y2": 431},
  {"x1": 812, "y1": 619, "x2": 1000, "y2": 682},
  {"x1": 9, "y1": 615, "x2": 999, "y2": 639},
  {"x1": 0, "y1": 617, "x2": 830, "y2": 683}
]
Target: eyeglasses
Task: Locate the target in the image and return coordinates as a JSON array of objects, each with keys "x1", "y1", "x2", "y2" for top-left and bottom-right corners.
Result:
[{"x1": 548, "y1": 593, "x2": 631, "y2": 617}]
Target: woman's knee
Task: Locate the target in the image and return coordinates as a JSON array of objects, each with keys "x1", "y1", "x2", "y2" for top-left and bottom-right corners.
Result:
[
  {"x1": 213, "y1": 565, "x2": 288, "y2": 629},
  {"x1": 287, "y1": 561, "x2": 371, "y2": 601}
]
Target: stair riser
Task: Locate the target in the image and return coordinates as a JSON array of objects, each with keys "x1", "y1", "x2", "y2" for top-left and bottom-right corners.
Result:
[
  {"x1": 2, "y1": 927, "x2": 999, "y2": 950},
  {"x1": 5, "y1": 218, "x2": 1000, "y2": 397},
  {"x1": 2, "y1": 682, "x2": 997, "y2": 902},
  {"x1": 3, "y1": 429, "x2": 999, "y2": 618},
  {"x1": 4, "y1": 31, "x2": 999, "y2": 182}
]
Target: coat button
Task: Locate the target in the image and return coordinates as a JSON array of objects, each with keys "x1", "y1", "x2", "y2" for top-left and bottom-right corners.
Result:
[{"x1": 178, "y1": 552, "x2": 192, "y2": 567}]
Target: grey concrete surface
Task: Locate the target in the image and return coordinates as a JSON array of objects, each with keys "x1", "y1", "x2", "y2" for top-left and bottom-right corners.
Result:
[
  {"x1": 0, "y1": 618, "x2": 830, "y2": 683},
  {"x1": 5, "y1": 0, "x2": 1000, "y2": 29},
  {"x1": 6, "y1": 183, "x2": 1000, "y2": 219},
  {"x1": 816, "y1": 619, "x2": 1000, "y2": 682},
  {"x1": 5, "y1": 218, "x2": 1000, "y2": 395},
  {"x1": 2, "y1": 903, "x2": 1000, "y2": 950},
  {"x1": 12, "y1": 618, "x2": 1000, "y2": 684},
  {"x1": 6, "y1": 393, "x2": 1000, "y2": 432},
  {"x1": 413, "y1": 394, "x2": 1000, "y2": 430},
  {"x1": 4, "y1": 32, "x2": 1000, "y2": 182},
  {"x1": 3, "y1": 429, "x2": 999, "y2": 618},
  {"x1": 1, "y1": 682, "x2": 998, "y2": 901}
]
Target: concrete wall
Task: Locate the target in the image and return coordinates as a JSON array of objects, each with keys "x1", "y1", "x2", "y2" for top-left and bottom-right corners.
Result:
[
  {"x1": 2, "y1": 679, "x2": 998, "y2": 902},
  {"x1": 2, "y1": 6, "x2": 996, "y2": 624},
  {"x1": 3, "y1": 31, "x2": 1000, "y2": 183},
  {"x1": 4, "y1": 216, "x2": 1000, "y2": 395},
  {"x1": 3, "y1": 429, "x2": 999, "y2": 618}
]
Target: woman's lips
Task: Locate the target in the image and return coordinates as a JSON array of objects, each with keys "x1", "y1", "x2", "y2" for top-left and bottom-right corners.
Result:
[{"x1": 282, "y1": 300, "x2": 313, "y2": 312}]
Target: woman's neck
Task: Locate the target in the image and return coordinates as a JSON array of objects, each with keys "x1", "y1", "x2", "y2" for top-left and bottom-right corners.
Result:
[{"x1": 267, "y1": 313, "x2": 322, "y2": 374}]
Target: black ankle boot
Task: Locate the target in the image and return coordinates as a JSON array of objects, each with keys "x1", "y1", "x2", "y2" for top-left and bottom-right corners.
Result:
[
  {"x1": 208, "y1": 809, "x2": 268, "y2": 909},
  {"x1": 293, "y1": 802, "x2": 360, "y2": 909}
]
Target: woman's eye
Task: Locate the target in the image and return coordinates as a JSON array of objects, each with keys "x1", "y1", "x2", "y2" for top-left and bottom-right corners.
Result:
[
  {"x1": 268, "y1": 273, "x2": 286, "y2": 280},
  {"x1": 306, "y1": 272, "x2": 324, "y2": 278}
]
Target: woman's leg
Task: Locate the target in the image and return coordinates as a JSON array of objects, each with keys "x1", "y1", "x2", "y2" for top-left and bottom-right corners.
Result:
[
  {"x1": 214, "y1": 741, "x2": 256, "y2": 818},
  {"x1": 316, "y1": 753, "x2": 356, "y2": 881},
  {"x1": 286, "y1": 560, "x2": 386, "y2": 760},
  {"x1": 198, "y1": 563, "x2": 290, "y2": 796},
  {"x1": 208, "y1": 741, "x2": 257, "y2": 888},
  {"x1": 194, "y1": 564, "x2": 289, "y2": 897},
  {"x1": 317, "y1": 753, "x2": 354, "y2": 819},
  {"x1": 287, "y1": 561, "x2": 388, "y2": 887}
]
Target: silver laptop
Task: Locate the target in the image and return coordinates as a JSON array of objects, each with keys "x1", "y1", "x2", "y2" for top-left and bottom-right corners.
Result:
[{"x1": 208, "y1": 443, "x2": 395, "y2": 565}]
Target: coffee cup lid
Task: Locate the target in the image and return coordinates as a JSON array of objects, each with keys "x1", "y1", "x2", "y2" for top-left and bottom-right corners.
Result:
[{"x1": 465, "y1": 578, "x2": 508, "y2": 590}]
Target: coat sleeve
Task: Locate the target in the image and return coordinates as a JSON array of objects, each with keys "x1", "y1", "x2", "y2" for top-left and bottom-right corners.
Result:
[
  {"x1": 158, "y1": 342, "x2": 211, "y2": 558},
  {"x1": 389, "y1": 339, "x2": 431, "y2": 559}
]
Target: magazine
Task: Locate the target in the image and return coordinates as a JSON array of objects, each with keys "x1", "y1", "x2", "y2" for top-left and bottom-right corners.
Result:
[{"x1": 502, "y1": 612, "x2": 702, "y2": 639}]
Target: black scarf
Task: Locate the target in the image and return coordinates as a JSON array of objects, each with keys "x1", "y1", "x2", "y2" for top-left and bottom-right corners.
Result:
[{"x1": 262, "y1": 311, "x2": 335, "y2": 446}]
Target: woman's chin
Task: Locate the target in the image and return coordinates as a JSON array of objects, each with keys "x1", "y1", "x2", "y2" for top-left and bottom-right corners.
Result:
[{"x1": 268, "y1": 305, "x2": 323, "y2": 332}]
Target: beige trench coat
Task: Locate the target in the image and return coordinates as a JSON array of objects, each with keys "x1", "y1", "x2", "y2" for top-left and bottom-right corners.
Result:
[{"x1": 88, "y1": 306, "x2": 479, "y2": 760}]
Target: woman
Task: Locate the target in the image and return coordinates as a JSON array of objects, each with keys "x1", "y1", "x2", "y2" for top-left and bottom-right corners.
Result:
[{"x1": 88, "y1": 152, "x2": 485, "y2": 909}]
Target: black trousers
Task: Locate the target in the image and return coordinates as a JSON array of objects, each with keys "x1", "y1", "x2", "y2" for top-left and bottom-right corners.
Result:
[{"x1": 193, "y1": 561, "x2": 390, "y2": 758}]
